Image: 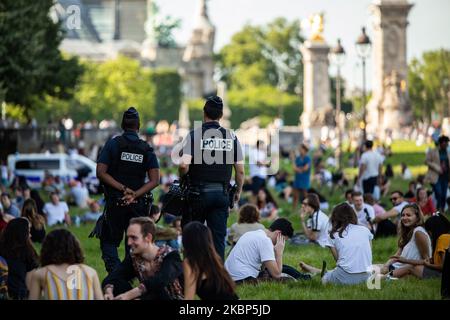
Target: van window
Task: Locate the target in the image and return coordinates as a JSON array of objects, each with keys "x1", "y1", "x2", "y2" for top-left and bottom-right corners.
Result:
[
  {"x1": 15, "y1": 160, "x2": 60, "y2": 170},
  {"x1": 66, "y1": 159, "x2": 92, "y2": 174}
]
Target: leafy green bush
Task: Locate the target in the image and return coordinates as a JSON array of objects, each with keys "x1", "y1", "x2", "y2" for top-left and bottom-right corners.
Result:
[{"x1": 228, "y1": 86, "x2": 301, "y2": 127}]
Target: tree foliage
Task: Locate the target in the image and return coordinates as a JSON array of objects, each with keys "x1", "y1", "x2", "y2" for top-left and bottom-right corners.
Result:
[
  {"x1": 217, "y1": 17, "x2": 303, "y2": 95},
  {"x1": 150, "y1": 69, "x2": 181, "y2": 123},
  {"x1": 74, "y1": 56, "x2": 155, "y2": 123},
  {"x1": 146, "y1": 1, "x2": 181, "y2": 48},
  {"x1": 330, "y1": 76, "x2": 353, "y2": 114},
  {"x1": 32, "y1": 56, "x2": 182, "y2": 125},
  {"x1": 408, "y1": 49, "x2": 450, "y2": 120},
  {"x1": 187, "y1": 86, "x2": 301, "y2": 128},
  {"x1": 0, "y1": 0, "x2": 82, "y2": 118},
  {"x1": 228, "y1": 86, "x2": 301, "y2": 127},
  {"x1": 215, "y1": 18, "x2": 304, "y2": 127}
]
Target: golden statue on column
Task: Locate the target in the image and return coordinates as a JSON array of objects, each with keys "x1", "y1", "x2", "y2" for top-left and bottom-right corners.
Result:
[{"x1": 302, "y1": 13, "x2": 325, "y2": 43}]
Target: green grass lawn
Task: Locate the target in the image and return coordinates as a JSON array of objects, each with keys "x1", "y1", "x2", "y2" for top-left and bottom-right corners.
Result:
[{"x1": 43, "y1": 140, "x2": 443, "y2": 299}]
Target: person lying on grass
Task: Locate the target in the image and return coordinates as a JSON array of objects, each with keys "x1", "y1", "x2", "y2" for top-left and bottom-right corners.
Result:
[
  {"x1": 299, "y1": 202, "x2": 373, "y2": 285},
  {"x1": 102, "y1": 217, "x2": 184, "y2": 300}
]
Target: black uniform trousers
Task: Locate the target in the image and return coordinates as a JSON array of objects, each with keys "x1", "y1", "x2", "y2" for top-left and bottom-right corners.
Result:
[
  {"x1": 183, "y1": 184, "x2": 229, "y2": 262},
  {"x1": 100, "y1": 198, "x2": 148, "y2": 273}
]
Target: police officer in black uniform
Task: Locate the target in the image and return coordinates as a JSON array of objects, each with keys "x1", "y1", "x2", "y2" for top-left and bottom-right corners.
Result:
[
  {"x1": 96, "y1": 107, "x2": 160, "y2": 273},
  {"x1": 179, "y1": 96, "x2": 245, "y2": 261}
]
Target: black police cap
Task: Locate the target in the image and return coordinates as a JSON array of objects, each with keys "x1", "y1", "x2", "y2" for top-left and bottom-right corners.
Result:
[
  {"x1": 123, "y1": 107, "x2": 139, "y2": 120},
  {"x1": 204, "y1": 96, "x2": 223, "y2": 111}
]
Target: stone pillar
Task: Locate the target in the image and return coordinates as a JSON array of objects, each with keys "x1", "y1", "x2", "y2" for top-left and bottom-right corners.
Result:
[
  {"x1": 300, "y1": 40, "x2": 333, "y2": 139},
  {"x1": 141, "y1": 0, "x2": 156, "y2": 61},
  {"x1": 367, "y1": 0, "x2": 414, "y2": 139},
  {"x1": 182, "y1": 0, "x2": 216, "y2": 99}
]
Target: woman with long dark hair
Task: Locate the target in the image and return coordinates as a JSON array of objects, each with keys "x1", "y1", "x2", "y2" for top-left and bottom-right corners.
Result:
[
  {"x1": 299, "y1": 203, "x2": 373, "y2": 285},
  {"x1": 389, "y1": 213, "x2": 450, "y2": 279},
  {"x1": 256, "y1": 188, "x2": 278, "y2": 221},
  {"x1": 182, "y1": 222, "x2": 238, "y2": 300},
  {"x1": 380, "y1": 204, "x2": 432, "y2": 279},
  {"x1": 28, "y1": 229, "x2": 103, "y2": 300},
  {"x1": 425, "y1": 213, "x2": 450, "y2": 254},
  {"x1": 21, "y1": 199, "x2": 46, "y2": 243},
  {"x1": 29, "y1": 189, "x2": 45, "y2": 216},
  {"x1": 0, "y1": 218, "x2": 39, "y2": 299}
]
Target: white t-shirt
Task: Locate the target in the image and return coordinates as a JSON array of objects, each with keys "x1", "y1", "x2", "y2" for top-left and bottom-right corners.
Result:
[
  {"x1": 394, "y1": 201, "x2": 409, "y2": 216},
  {"x1": 0, "y1": 165, "x2": 7, "y2": 180},
  {"x1": 70, "y1": 185, "x2": 89, "y2": 208},
  {"x1": 306, "y1": 210, "x2": 330, "y2": 247},
  {"x1": 225, "y1": 229, "x2": 275, "y2": 281},
  {"x1": 43, "y1": 202, "x2": 69, "y2": 226},
  {"x1": 325, "y1": 224, "x2": 373, "y2": 273},
  {"x1": 402, "y1": 168, "x2": 412, "y2": 180},
  {"x1": 360, "y1": 150, "x2": 383, "y2": 180},
  {"x1": 392, "y1": 226, "x2": 432, "y2": 269},
  {"x1": 352, "y1": 203, "x2": 376, "y2": 229},
  {"x1": 249, "y1": 148, "x2": 268, "y2": 178}
]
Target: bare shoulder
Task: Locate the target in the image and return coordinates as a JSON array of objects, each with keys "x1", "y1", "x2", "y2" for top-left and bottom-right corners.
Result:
[
  {"x1": 81, "y1": 264, "x2": 99, "y2": 277},
  {"x1": 415, "y1": 229, "x2": 429, "y2": 240},
  {"x1": 32, "y1": 267, "x2": 47, "y2": 280},
  {"x1": 182, "y1": 258, "x2": 191, "y2": 268},
  {"x1": 182, "y1": 259, "x2": 193, "y2": 273}
]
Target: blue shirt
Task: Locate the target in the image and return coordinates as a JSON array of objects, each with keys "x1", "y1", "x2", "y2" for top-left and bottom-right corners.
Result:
[
  {"x1": 97, "y1": 131, "x2": 159, "y2": 170},
  {"x1": 4, "y1": 203, "x2": 20, "y2": 218},
  {"x1": 439, "y1": 149, "x2": 449, "y2": 177},
  {"x1": 294, "y1": 155, "x2": 311, "y2": 189}
]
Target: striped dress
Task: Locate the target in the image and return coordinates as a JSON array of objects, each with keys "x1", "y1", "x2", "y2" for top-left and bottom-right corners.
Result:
[
  {"x1": 0, "y1": 256, "x2": 8, "y2": 300},
  {"x1": 43, "y1": 265, "x2": 94, "y2": 300}
]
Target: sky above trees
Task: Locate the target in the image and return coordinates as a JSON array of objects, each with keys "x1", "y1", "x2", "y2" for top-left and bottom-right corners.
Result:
[{"x1": 159, "y1": 0, "x2": 450, "y2": 90}]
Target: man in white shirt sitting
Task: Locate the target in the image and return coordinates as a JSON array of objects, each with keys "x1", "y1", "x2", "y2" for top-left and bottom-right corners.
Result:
[
  {"x1": 69, "y1": 179, "x2": 90, "y2": 208},
  {"x1": 374, "y1": 190, "x2": 409, "y2": 224},
  {"x1": 351, "y1": 191, "x2": 376, "y2": 233},
  {"x1": 80, "y1": 200, "x2": 102, "y2": 224},
  {"x1": 225, "y1": 218, "x2": 294, "y2": 283},
  {"x1": 43, "y1": 192, "x2": 71, "y2": 226}
]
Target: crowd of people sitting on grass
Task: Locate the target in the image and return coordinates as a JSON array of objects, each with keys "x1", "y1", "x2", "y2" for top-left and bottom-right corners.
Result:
[{"x1": 1, "y1": 135, "x2": 450, "y2": 300}]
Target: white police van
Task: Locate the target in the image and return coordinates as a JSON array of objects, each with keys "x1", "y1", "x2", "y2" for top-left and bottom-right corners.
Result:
[{"x1": 7, "y1": 153, "x2": 99, "y2": 192}]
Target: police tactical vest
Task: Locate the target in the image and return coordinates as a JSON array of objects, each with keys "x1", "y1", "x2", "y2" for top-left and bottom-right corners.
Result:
[
  {"x1": 107, "y1": 135, "x2": 151, "y2": 193},
  {"x1": 188, "y1": 124, "x2": 234, "y2": 184}
]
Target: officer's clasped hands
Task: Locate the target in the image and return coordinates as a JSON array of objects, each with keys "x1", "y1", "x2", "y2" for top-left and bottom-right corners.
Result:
[{"x1": 119, "y1": 186, "x2": 138, "y2": 206}]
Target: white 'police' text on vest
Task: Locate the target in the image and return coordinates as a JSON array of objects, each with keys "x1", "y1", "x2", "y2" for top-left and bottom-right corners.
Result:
[
  {"x1": 200, "y1": 138, "x2": 233, "y2": 152},
  {"x1": 120, "y1": 152, "x2": 144, "y2": 163}
]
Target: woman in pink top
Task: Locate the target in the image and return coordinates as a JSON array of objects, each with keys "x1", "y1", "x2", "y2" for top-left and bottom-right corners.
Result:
[
  {"x1": 363, "y1": 193, "x2": 385, "y2": 217},
  {"x1": 413, "y1": 187, "x2": 436, "y2": 216}
]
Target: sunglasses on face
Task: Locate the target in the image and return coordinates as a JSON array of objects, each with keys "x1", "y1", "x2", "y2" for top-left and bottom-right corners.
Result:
[{"x1": 390, "y1": 197, "x2": 399, "y2": 202}]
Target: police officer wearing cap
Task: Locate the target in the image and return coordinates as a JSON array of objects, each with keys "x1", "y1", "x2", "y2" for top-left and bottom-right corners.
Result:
[
  {"x1": 96, "y1": 107, "x2": 160, "y2": 273},
  {"x1": 179, "y1": 96, "x2": 245, "y2": 261}
]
